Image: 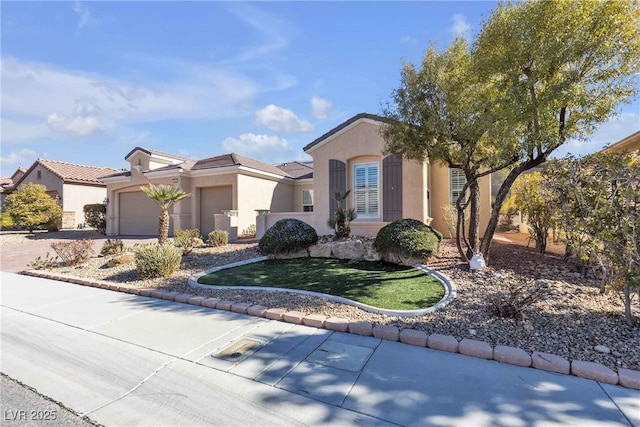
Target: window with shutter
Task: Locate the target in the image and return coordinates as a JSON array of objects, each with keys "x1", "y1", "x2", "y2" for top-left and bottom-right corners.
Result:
[
  {"x1": 450, "y1": 168, "x2": 467, "y2": 204},
  {"x1": 354, "y1": 163, "x2": 379, "y2": 217}
]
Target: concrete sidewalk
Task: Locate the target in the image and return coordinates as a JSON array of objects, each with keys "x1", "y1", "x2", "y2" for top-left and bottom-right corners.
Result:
[{"x1": 1, "y1": 272, "x2": 638, "y2": 426}]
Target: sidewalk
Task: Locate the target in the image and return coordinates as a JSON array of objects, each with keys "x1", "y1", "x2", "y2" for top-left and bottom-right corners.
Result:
[{"x1": 1, "y1": 272, "x2": 639, "y2": 426}]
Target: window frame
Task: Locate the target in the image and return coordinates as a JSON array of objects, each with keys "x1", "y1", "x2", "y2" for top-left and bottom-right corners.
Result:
[
  {"x1": 353, "y1": 162, "x2": 380, "y2": 218},
  {"x1": 450, "y1": 168, "x2": 467, "y2": 205},
  {"x1": 302, "y1": 189, "x2": 314, "y2": 212}
]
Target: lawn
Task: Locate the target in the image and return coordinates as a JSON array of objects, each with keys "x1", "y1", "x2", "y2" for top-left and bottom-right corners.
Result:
[{"x1": 197, "y1": 258, "x2": 444, "y2": 310}]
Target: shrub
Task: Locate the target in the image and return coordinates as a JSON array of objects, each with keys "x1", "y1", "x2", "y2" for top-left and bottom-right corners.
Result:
[
  {"x1": 174, "y1": 229, "x2": 202, "y2": 255},
  {"x1": 375, "y1": 219, "x2": 442, "y2": 260},
  {"x1": 100, "y1": 238, "x2": 124, "y2": 256},
  {"x1": 50, "y1": 239, "x2": 95, "y2": 266},
  {"x1": 208, "y1": 230, "x2": 229, "y2": 247},
  {"x1": 258, "y1": 218, "x2": 318, "y2": 255},
  {"x1": 5, "y1": 183, "x2": 63, "y2": 233},
  {"x1": 134, "y1": 243, "x2": 182, "y2": 279},
  {"x1": 84, "y1": 203, "x2": 107, "y2": 234},
  {"x1": 28, "y1": 252, "x2": 58, "y2": 270},
  {"x1": 490, "y1": 279, "x2": 552, "y2": 319},
  {"x1": 240, "y1": 224, "x2": 257, "y2": 237}
]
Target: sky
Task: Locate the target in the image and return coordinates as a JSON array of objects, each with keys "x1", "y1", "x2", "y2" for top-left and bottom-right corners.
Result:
[{"x1": 1, "y1": 1, "x2": 638, "y2": 176}]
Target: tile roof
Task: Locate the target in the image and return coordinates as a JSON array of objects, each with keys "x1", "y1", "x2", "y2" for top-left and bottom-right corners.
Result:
[
  {"x1": 124, "y1": 146, "x2": 190, "y2": 162},
  {"x1": 191, "y1": 153, "x2": 294, "y2": 177},
  {"x1": 303, "y1": 113, "x2": 389, "y2": 152},
  {"x1": 24, "y1": 159, "x2": 120, "y2": 185},
  {"x1": 275, "y1": 161, "x2": 314, "y2": 179}
]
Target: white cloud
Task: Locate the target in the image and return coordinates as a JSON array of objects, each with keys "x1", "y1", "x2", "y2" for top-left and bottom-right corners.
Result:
[
  {"x1": 72, "y1": 1, "x2": 92, "y2": 29},
  {"x1": 47, "y1": 114, "x2": 106, "y2": 137},
  {"x1": 450, "y1": 14, "x2": 471, "y2": 39},
  {"x1": 255, "y1": 104, "x2": 313, "y2": 133},
  {"x1": 0, "y1": 149, "x2": 37, "y2": 165},
  {"x1": 222, "y1": 133, "x2": 290, "y2": 157},
  {"x1": 311, "y1": 97, "x2": 332, "y2": 119}
]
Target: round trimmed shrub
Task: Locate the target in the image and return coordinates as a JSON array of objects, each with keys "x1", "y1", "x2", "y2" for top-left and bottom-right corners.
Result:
[
  {"x1": 258, "y1": 218, "x2": 318, "y2": 255},
  {"x1": 135, "y1": 243, "x2": 182, "y2": 279},
  {"x1": 374, "y1": 219, "x2": 443, "y2": 259}
]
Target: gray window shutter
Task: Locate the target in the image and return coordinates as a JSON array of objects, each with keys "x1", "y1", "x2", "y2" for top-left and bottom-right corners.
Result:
[
  {"x1": 383, "y1": 154, "x2": 403, "y2": 222},
  {"x1": 329, "y1": 159, "x2": 346, "y2": 217}
]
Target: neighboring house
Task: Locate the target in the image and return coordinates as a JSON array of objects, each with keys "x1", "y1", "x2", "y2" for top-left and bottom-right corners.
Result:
[
  {"x1": 14, "y1": 159, "x2": 119, "y2": 229},
  {"x1": 103, "y1": 113, "x2": 492, "y2": 240},
  {"x1": 603, "y1": 129, "x2": 640, "y2": 153},
  {"x1": 0, "y1": 167, "x2": 27, "y2": 207},
  {"x1": 100, "y1": 148, "x2": 313, "y2": 237}
]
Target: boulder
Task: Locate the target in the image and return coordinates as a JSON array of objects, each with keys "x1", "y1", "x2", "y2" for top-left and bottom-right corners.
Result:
[
  {"x1": 271, "y1": 248, "x2": 309, "y2": 259},
  {"x1": 106, "y1": 253, "x2": 135, "y2": 267},
  {"x1": 332, "y1": 240, "x2": 365, "y2": 261},
  {"x1": 363, "y1": 241, "x2": 382, "y2": 261},
  {"x1": 309, "y1": 243, "x2": 333, "y2": 258}
]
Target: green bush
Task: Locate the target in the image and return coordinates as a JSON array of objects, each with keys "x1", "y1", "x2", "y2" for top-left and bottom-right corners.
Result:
[
  {"x1": 84, "y1": 203, "x2": 107, "y2": 234},
  {"x1": 100, "y1": 238, "x2": 124, "y2": 256},
  {"x1": 50, "y1": 239, "x2": 95, "y2": 266},
  {"x1": 258, "y1": 218, "x2": 317, "y2": 255},
  {"x1": 174, "y1": 229, "x2": 202, "y2": 255},
  {"x1": 375, "y1": 219, "x2": 442, "y2": 259},
  {"x1": 208, "y1": 230, "x2": 228, "y2": 247},
  {"x1": 1, "y1": 211, "x2": 15, "y2": 229},
  {"x1": 5, "y1": 183, "x2": 62, "y2": 233},
  {"x1": 240, "y1": 224, "x2": 257, "y2": 237},
  {"x1": 135, "y1": 243, "x2": 182, "y2": 279}
]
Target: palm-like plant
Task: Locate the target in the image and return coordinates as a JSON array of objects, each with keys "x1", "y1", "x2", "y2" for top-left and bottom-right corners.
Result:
[
  {"x1": 327, "y1": 190, "x2": 357, "y2": 239},
  {"x1": 140, "y1": 184, "x2": 192, "y2": 245}
]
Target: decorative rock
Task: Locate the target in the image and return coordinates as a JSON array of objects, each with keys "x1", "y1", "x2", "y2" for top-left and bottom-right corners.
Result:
[
  {"x1": 106, "y1": 253, "x2": 135, "y2": 267},
  {"x1": 494, "y1": 346, "x2": 532, "y2": 367},
  {"x1": 201, "y1": 298, "x2": 221, "y2": 309},
  {"x1": 571, "y1": 360, "x2": 618, "y2": 384},
  {"x1": 187, "y1": 296, "x2": 207, "y2": 306},
  {"x1": 372, "y1": 325, "x2": 399, "y2": 341},
  {"x1": 469, "y1": 329, "x2": 477, "y2": 336},
  {"x1": 325, "y1": 317, "x2": 349, "y2": 332},
  {"x1": 215, "y1": 300, "x2": 234, "y2": 310},
  {"x1": 459, "y1": 339, "x2": 493, "y2": 360},
  {"x1": 264, "y1": 308, "x2": 287, "y2": 320},
  {"x1": 308, "y1": 243, "x2": 333, "y2": 258},
  {"x1": 272, "y1": 249, "x2": 309, "y2": 259},
  {"x1": 399, "y1": 329, "x2": 428, "y2": 347},
  {"x1": 427, "y1": 334, "x2": 459, "y2": 353},
  {"x1": 174, "y1": 294, "x2": 194, "y2": 303},
  {"x1": 283, "y1": 311, "x2": 305, "y2": 324},
  {"x1": 532, "y1": 352, "x2": 570, "y2": 374},
  {"x1": 302, "y1": 314, "x2": 326, "y2": 328},
  {"x1": 332, "y1": 240, "x2": 365, "y2": 261},
  {"x1": 363, "y1": 242, "x2": 382, "y2": 261},
  {"x1": 594, "y1": 345, "x2": 611, "y2": 354},
  {"x1": 618, "y1": 368, "x2": 640, "y2": 390},
  {"x1": 247, "y1": 305, "x2": 268, "y2": 317},
  {"x1": 349, "y1": 321, "x2": 373, "y2": 336},
  {"x1": 231, "y1": 302, "x2": 252, "y2": 314}
]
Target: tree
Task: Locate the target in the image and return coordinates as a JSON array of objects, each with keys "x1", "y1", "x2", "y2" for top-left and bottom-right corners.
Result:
[
  {"x1": 545, "y1": 152, "x2": 640, "y2": 326},
  {"x1": 475, "y1": 0, "x2": 640, "y2": 258},
  {"x1": 4, "y1": 183, "x2": 62, "y2": 233},
  {"x1": 83, "y1": 203, "x2": 107, "y2": 234},
  {"x1": 381, "y1": 0, "x2": 640, "y2": 262},
  {"x1": 507, "y1": 171, "x2": 556, "y2": 253},
  {"x1": 140, "y1": 184, "x2": 191, "y2": 245}
]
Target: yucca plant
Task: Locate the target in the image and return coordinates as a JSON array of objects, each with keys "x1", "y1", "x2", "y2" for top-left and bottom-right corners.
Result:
[
  {"x1": 327, "y1": 190, "x2": 357, "y2": 239},
  {"x1": 140, "y1": 184, "x2": 192, "y2": 245}
]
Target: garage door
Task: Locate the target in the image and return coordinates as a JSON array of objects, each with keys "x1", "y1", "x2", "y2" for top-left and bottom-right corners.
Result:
[
  {"x1": 200, "y1": 186, "x2": 233, "y2": 236},
  {"x1": 119, "y1": 192, "x2": 161, "y2": 236}
]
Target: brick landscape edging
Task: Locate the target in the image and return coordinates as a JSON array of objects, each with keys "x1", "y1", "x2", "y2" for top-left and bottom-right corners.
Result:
[{"x1": 20, "y1": 269, "x2": 640, "y2": 391}]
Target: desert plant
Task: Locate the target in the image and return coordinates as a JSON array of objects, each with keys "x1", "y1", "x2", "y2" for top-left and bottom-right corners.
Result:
[
  {"x1": 84, "y1": 203, "x2": 107, "y2": 234},
  {"x1": 140, "y1": 184, "x2": 192, "y2": 245},
  {"x1": 208, "y1": 230, "x2": 229, "y2": 247},
  {"x1": 27, "y1": 252, "x2": 58, "y2": 270},
  {"x1": 100, "y1": 238, "x2": 125, "y2": 256},
  {"x1": 491, "y1": 279, "x2": 552, "y2": 319},
  {"x1": 134, "y1": 243, "x2": 182, "y2": 279},
  {"x1": 327, "y1": 190, "x2": 357, "y2": 239},
  {"x1": 258, "y1": 218, "x2": 317, "y2": 255},
  {"x1": 50, "y1": 239, "x2": 95, "y2": 266},
  {"x1": 4, "y1": 183, "x2": 63, "y2": 233},
  {"x1": 240, "y1": 224, "x2": 257, "y2": 238},
  {"x1": 375, "y1": 219, "x2": 442, "y2": 260},
  {"x1": 174, "y1": 229, "x2": 202, "y2": 255}
]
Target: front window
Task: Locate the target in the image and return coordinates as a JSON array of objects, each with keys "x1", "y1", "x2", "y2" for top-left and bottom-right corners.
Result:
[
  {"x1": 450, "y1": 168, "x2": 467, "y2": 204},
  {"x1": 302, "y1": 190, "x2": 314, "y2": 212},
  {"x1": 354, "y1": 163, "x2": 379, "y2": 217}
]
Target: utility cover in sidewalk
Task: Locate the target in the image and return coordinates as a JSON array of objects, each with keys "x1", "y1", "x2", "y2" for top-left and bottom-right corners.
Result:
[
  {"x1": 213, "y1": 338, "x2": 262, "y2": 362},
  {"x1": 306, "y1": 340, "x2": 373, "y2": 372}
]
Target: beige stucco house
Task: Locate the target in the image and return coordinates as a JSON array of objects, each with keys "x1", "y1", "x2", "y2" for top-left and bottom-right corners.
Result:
[
  {"x1": 0, "y1": 167, "x2": 27, "y2": 207},
  {"x1": 12, "y1": 159, "x2": 118, "y2": 229},
  {"x1": 103, "y1": 113, "x2": 492, "y2": 240}
]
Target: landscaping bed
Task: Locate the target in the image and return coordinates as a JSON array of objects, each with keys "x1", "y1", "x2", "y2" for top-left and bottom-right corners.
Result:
[{"x1": 8, "y1": 234, "x2": 639, "y2": 372}]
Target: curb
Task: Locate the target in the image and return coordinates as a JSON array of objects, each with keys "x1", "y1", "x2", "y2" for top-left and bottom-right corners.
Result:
[{"x1": 20, "y1": 268, "x2": 640, "y2": 391}]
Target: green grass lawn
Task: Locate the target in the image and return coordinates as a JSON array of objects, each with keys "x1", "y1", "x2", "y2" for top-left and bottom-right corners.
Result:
[{"x1": 197, "y1": 258, "x2": 444, "y2": 311}]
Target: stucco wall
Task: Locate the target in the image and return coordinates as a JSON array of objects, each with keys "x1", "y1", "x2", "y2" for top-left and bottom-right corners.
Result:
[
  {"x1": 62, "y1": 183, "x2": 108, "y2": 228},
  {"x1": 236, "y1": 174, "x2": 294, "y2": 234},
  {"x1": 292, "y1": 181, "x2": 314, "y2": 211},
  {"x1": 19, "y1": 166, "x2": 63, "y2": 198}
]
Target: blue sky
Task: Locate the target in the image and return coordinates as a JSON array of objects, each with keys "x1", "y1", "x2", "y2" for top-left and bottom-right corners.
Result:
[{"x1": 1, "y1": 1, "x2": 638, "y2": 176}]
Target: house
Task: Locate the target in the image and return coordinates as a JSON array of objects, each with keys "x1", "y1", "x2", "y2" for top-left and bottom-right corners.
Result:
[
  {"x1": 257, "y1": 113, "x2": 492, "y2": 237},
  {"x1": 103, "y1": 113, "x2": 492, "y2": 240},
  {"x1": 100, "y1": 148, "x2": 313, "y2": 237},
  {"x1": 0, "y1": 167, "x2": 27, "y2": 207},
  {"x1": 13, "y1": 159, "x2": 119, "y2": 229},
  {"x1": 603, "y1": 129, "x2": 640, "y2": 153}
]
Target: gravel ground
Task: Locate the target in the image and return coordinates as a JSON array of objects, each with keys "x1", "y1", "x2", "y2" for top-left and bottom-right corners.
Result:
[{"x1": 8, "y1": 233, "x2": 639, "y2": 372}]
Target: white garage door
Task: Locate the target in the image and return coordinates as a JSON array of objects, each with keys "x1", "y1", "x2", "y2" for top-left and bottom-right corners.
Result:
[
  {"x1": 119, "y1": 192, "x2": 161, "y2": 236},
  {"x1": 200, "y1": 186, "x2": 233, "y2": 236}
]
